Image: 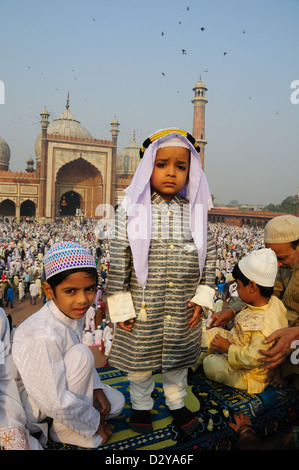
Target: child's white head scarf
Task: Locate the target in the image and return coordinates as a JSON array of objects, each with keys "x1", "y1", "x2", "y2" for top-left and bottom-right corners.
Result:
[{"x1": 121, "y1": 128, "x2": 213, "y2": 290}]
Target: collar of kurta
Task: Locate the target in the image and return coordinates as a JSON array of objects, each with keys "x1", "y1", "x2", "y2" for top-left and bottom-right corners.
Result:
[{"x1": 47, "y1": 300, "x2": 84, "y2": 338}]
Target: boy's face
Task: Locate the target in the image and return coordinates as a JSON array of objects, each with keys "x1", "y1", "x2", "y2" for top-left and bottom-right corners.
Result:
[
  {"x1": 150, "y1": 146, "x2": 190, "y2": 201},
  {"x1": 43, "y1": 272, "x2": 97, "y2": 320},
  {"x1": 235, "y1": 278, "x2": 252, "y2": 304}
]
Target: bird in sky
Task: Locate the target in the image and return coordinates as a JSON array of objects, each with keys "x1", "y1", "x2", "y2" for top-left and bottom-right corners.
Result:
[
  {"x1": 200, "y1": 27, "x2": 205, "y2": 31},
  {"x1": 182, "y1": 49, "x2": 187, "y2": 55}
]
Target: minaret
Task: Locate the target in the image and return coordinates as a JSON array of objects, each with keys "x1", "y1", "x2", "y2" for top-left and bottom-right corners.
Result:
[
  {"x1": 39, "y1": 106, "x2": 50, "y2": 218},
  {"x1": 191, "y1": 78, "x2": 208, "y2": 170},
  {"x1": 110, "y1": 116, "x2": 120, "y2": 208}
]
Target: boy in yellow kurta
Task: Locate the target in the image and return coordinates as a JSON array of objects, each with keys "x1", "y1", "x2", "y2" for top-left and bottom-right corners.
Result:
[{"x1": 203, "y1": 248, "x2": 288, "y2": 394}]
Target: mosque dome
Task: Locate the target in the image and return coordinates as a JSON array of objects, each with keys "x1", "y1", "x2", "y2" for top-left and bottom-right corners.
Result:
[
  {"x1": 35, "y1": 96, "x2": 93, "y2": 160},
  {"x1": 116, "y1": 133, "x2": 140, "y2": 175},
  {"x1": 0, "y1": 136, "x2": 10, "y2": 170}
]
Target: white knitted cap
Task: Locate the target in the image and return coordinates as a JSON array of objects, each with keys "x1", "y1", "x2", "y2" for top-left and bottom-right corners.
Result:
[{"x1": 238, "y1": 248, "x2": 278, "y2": 287}]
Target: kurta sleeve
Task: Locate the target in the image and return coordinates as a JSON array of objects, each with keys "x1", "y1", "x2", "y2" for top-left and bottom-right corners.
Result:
[
  {"x1": 227, "y1": 330, "x2": 268, "y2": 370},
  {"x1": 0, "y1": 311, "x2": 28, "y2": 436},
  {"x1": 12, "y1": 334, "x2": 100, "y2": 439},
  {"x1": 107, "y1": 206, "x2": 137, "y2": 323},
  {"x1": 189, "y1": 227, "x2": 216, "y2": 312}
]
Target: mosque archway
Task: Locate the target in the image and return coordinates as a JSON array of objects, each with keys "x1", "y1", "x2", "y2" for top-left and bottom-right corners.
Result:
[
  {"x1": 56, "y1": 157, "x2": 103, "y2": 218},
  {"x1": 20, "y1": 200, "x2": 36, "y2": 218},
  {"x1": 0, "y1": 199, "x2": 16, "y2": 217},
  {"x1": 59, "y1": 191, "x2": 81, "y2": 216}
]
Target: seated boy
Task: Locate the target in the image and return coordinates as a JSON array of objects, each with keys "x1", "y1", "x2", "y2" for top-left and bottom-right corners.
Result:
[
  {"x1": 12, "y1": 242, "x2": 125, "y2": 448},
  {"x1": 202, "y1": 248, "x2": 288, "y2": 394}
]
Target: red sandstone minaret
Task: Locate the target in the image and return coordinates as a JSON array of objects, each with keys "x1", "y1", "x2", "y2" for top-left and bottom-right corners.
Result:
[{"x1": 191, "y1": 78, "x2": 208, "y2": 170}]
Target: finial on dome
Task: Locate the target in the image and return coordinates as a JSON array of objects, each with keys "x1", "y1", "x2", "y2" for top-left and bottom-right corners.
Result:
[{"x1": 66, "y1": 92, "x2": 70, "y2": 109}]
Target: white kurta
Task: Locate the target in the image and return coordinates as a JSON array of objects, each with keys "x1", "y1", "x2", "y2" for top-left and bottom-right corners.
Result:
[
  {"x1": 12, "y1": 300, "x2": 107, "y2": 445},
  {"x1": 0, "y1": 309, "x2": 42, "y2": 449}
]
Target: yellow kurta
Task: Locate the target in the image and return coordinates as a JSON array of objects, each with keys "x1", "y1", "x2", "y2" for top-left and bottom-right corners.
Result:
[{"x1": 203, "y1": 296, "x2": 288, "y2": 394}]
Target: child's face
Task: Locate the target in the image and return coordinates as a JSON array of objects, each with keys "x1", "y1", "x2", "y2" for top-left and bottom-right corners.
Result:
[
  {"x1": 43, "y1": 272, "x2": 97, "y2": 320},
  {"x1": 235, "y1": 278, "x2": 252, "y2": 304},
  {"x1": 150, "y1": 146, "x2": 190, "y2": 201}
]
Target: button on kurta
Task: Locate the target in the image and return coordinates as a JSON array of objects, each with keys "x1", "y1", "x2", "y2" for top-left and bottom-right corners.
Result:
[
  {"x1": 169, "y1": 244, "x2": 175, "y2": 250},
  {"x1": 168, "y1": 282, "x2": 174, "y2": 287}
]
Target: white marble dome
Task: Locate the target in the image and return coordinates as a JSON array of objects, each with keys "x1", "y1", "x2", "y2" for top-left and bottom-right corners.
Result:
[
  {"x1": 0, "y1": 136, "x2": 10, "y2": 169},
  {"x1": 35, "y1": 100, "x2": 93, "y2": 160},
  {"x1": 116, "y1": 134, "x2": 140, "y2": 175}
]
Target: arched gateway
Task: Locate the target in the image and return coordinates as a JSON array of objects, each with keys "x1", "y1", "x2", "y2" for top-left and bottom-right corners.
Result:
[{"x1": 56, "y1": 157, "x2": 103, "y2": 218}]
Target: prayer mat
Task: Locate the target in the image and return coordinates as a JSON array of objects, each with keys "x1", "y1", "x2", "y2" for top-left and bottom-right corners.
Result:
[{"x1": 47, "y1": 366, "x2": 299, "y2": 451}]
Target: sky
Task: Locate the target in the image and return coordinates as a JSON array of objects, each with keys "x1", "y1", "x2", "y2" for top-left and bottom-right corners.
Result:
[{"x1": 0, "y1": 0, "x2": 298, "y2": 206}]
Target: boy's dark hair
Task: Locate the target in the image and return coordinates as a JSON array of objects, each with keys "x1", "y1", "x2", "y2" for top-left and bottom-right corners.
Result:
[
  {"x1": 232, "y1": 263, "x2": 274, "y2": 299},
  {"x1": 46, "y1": 267, "x2": 98, "y2": 295},
  {"x1": 291, "y1": 238, "x2": 299, "y2": 250}
]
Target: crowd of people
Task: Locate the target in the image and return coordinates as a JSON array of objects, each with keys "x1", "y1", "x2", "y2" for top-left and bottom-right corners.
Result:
[
  {"x1": 0, "y1": 217, "x2": 109, "y2": 306},
  {"x1": 0, "y1": 210, "x2": 298, "y2": 449}
]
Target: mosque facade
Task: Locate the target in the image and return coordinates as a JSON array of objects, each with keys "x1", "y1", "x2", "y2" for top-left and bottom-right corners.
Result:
[{"x1": 0, "y1": 80, "x2": 207, "y2": 222}]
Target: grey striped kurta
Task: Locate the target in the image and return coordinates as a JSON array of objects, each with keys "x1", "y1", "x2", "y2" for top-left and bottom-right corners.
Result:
[{"x1": 107, "y1": 192, "x2": 216, "y2": 373}]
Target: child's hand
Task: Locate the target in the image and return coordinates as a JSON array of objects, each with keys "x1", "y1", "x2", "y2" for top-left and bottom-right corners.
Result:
[
  {"x1": 118, "y1": 319, "x2": 135, "y2": 332},
  {"x1": 96, "y1": 418, "x2": 113, "y2": 444},
  {"x1": 187, "y1": 302, "x2": 203, "y2": 328},
  {"x1": 210, "y1": 334, "x2": 231, "y2": 353},
  {"x1": 93, "y1": 389, "x2": 111, "y2": 420}
]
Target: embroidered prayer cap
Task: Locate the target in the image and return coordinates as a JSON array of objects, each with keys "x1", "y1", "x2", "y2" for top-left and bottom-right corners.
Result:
[
  {"x1": 264, "y1": 215, "x2": 299, "y2": 244},
  {"x1": 44, "y1": 241, "x2": 96, "y2": 280},
  {"x1": 238, "y1": 248, "x2": 278, "y2": 287}
]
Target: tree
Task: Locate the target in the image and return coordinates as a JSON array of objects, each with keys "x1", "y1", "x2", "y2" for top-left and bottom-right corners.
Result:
[{"x1": 263, "y1": 195, "x2": 297, "y2": 214}]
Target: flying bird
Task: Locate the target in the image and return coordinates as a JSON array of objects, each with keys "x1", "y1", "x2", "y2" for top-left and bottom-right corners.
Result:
[
  {"x1": 223, "y1": 52, "x2": 227, "y2": 56},
  {"x1": 200, "y1": 27, "x2": 205, "y2": 31},
  {"x1": 182, "y1": 49, "x2": 187, "y2": 55}
]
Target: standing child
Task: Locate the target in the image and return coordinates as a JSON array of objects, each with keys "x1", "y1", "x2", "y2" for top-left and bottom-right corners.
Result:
[
  {"x1": 203, "y1": 248, "x2": 288, "y2": 393},
  {"x1": 12, "y1": 242, "x2": 125, "y2": 448},
  {"x1": 107, "y1": 128, "x2": 216, "y2": 434}
]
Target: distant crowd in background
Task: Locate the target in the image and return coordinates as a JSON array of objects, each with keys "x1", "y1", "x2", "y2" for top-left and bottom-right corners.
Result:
[
  {"x1": 0, "y1": 218, "x2": 265, "y2": 326},
  {"x1": 0, "y1": 217, "x2": 110, "y2": 328},
  {"x1": 210, "y1": 223, "x2": 264, "y2": 309}
]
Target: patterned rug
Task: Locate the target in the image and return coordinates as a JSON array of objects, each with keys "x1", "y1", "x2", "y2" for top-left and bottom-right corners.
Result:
[{"x1": 47, "y1": 365, "x2": 299, "y2": 451}]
